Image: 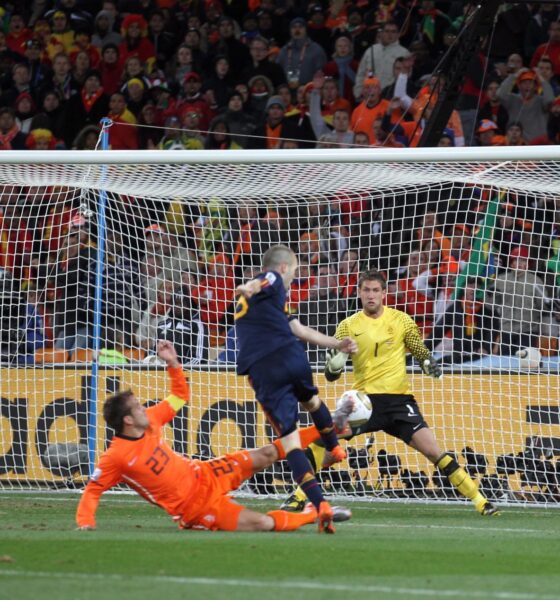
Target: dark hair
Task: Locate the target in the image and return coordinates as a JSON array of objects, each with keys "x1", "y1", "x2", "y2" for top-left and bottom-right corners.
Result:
[
  {"x1": 103, "y1": 390, "x2": 135, "y2": 433},
  {"x1": 358, "y1": 269, "x2": 387, "y2": 289},
  {"x1": 507, "y1": 121, "x2": 523, "y2": 131},
  {"x1": 382, "y1": 20, "x2": 399, "y2": 31},
  {"x1": 102, "y1": 42, "x2": 119, "y2": 55}
]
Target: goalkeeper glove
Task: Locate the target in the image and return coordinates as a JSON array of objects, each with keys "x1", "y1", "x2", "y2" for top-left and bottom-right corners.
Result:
[
  {"x1": 421, "y1": 357, "x2": 442, "y2": 379},
  {"x1": 324, "y1": 348, "x2": 348, "y2": 381}
]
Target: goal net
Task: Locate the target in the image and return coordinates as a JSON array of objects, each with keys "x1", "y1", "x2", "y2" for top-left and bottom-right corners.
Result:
[{"x1": 0, "y1": 147, "x2": 558, "y2": 507}]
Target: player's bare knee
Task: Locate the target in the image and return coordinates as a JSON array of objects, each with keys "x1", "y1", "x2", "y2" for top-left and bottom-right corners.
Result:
[
  {"x1": 249, "y1": 445, "x2": 276, "y2": 471},
  {"x1": 237, "y1": 510, "x2": 274, "y2": 532},
  {"x1": 253, "y1": 444, "x2": 277, "y2": 469},
  {"x1": 300, "y1": 395, "x2": 321, "y2": 412},
  {"x1": 279, "y1": 429, "x2": 302, "y2": 454}
]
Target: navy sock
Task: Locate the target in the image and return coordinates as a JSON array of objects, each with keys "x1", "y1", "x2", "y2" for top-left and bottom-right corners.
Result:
[
  {"x1": 286, "y1": 448, "x2": 324, "y2": 509},
  {"x1": 309, "y1": 402, "x2": 339, "y2": 451}
]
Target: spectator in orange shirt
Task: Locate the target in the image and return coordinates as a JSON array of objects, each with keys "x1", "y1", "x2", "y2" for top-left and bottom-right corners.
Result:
[
  {"x1": 416, "y1": 211, "x2": 451, "y2": 262},
  {"x1": 449, "y1": 224, "x2": 472, "y2": 268},
  {"x1": 76, "y1": 341, "x2": 323, "y2": 533},
  {"x1": 299, "y1": 231, "x2": 321, "y2": 267},
  {"x1": 192, "y1": 253, "x2": 235, "y2": 327},
  {"x1": 350, "y1": 76, "x2": 389, "y2": 144},
  {"x1": 410, "y1": 75, "x2": 465, "y2": 145},
  {"x1": 338, "y1": 248, "x2": 359, "y2": 301},
  {"x1": 432, "y1": 256, "x2": 460, "y2": 327},
  {"x1": 288, "y1": 262, "x2": 316, "y2": 310}
]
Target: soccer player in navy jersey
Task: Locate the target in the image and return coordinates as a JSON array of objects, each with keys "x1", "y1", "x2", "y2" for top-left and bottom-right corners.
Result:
[{"x1": 235, "y1": 245, "x2": 358, "y2": 533}]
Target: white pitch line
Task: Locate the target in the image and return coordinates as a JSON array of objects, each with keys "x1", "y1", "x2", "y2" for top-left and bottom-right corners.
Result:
[
  {"x1": 0, "y1": 570, "x2": 557, "y2": 600},
  {"x1": 347, "y1": 522, "x2": 551, "y2": 534}
]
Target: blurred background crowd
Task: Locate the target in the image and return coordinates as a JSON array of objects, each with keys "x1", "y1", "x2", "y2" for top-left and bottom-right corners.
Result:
[
  {"x1": 2, "y1": 1, "x2": 560, "y2": 149},
  {"x1": 0, "y1": 1, "x2": 559, "y2": 367},
  {"x1": 0, "y1": 183, "x2": 559, "y2": 367}
]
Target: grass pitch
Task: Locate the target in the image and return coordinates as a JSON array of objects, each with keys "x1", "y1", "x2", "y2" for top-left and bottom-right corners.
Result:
[{"x1": 0, "y1": 493, "x2": 559, "y2": 600}]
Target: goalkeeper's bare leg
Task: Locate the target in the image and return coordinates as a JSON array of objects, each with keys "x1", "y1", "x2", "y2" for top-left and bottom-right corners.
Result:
[{"x1": 409, "y1": 427, "x2": 500, "y2": 516}]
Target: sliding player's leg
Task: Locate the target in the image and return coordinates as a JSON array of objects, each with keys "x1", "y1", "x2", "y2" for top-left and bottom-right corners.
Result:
[
  {"x1": 181, "y1": 492, "x2": 317, "y2": 532},
  {"x1": 237, "y1": 503, "x2": 317, "y2": 532},
  {"x1": 231, "y1": 441, "x2": 323, "y2": 531},
  {"x1": 178, "y1": 451, "x2": 317, "y2": 532},
  {"x1": 408, "y1": 427, "x2": 500, "y2": 516}
]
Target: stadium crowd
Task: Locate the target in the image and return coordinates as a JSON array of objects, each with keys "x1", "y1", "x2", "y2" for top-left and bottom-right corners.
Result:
[
  {"x1": 2, "y1": 1, "x2": 560, "y2": 149},
  {"x1": 0, "y1": 1, "x2": 559, "y2": 365},
  {"x1": 0, "y1": 184, "x2": 559, "y2": 367}
]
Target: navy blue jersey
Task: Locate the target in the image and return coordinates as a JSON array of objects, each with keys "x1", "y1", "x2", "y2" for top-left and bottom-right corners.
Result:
[{"x1": 235, "y1": 270, "x2": 298, "y2": 375}]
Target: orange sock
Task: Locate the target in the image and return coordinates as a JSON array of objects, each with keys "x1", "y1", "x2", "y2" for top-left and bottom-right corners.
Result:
[
  {"x1": 300, "y1": 425, "x2": 320, "y2": 449},
  {"x1": 267, "y1": 508, "x2": 316, "y2": 531},
  {"x1": 272, "y1": 426, "x2": 320, "y2": 460},
  {"x1": 272, "y1": 438, "x2": 286, "y2": 459}
]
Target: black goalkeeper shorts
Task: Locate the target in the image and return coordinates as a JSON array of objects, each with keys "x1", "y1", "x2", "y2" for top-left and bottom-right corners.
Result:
[{"x1": 351, "y1": 394, "x2": 429, "y2": 444}]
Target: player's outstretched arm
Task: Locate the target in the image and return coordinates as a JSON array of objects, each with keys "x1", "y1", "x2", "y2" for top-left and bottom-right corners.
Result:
[
  {"x1": 158, "y1": 340, "x2": 181, "y2": 368},
  {"x1": 403, "y1": 321, "x2": 442, "y2": 379},
  {"x1": 76, "y1": 455, "x2": 122, "y2": 530},
  {"x1": 157, "y1": 341, "x2": 190, "y2": 411},
  {"x1": 289, "y1": 319, "x2": 357, "y2": 352}
]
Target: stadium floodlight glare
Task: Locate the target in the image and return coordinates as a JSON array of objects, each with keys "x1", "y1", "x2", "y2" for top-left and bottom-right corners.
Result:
[{"x1": 0, "y1": 146, "x2": 559, "y2": 507}]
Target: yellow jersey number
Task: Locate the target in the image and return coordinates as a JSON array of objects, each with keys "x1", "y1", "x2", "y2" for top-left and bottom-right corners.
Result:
[{"x1": 234, "y1": 296, "x2": 249, "y2": 320}]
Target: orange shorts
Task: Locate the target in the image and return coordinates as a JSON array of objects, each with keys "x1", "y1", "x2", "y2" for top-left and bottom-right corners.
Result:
[{"x1": 180, "y1": 450, "x2": 254, "y2": 531}]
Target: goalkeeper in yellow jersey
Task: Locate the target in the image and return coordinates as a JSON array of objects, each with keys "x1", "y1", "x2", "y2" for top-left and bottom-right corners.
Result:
[{"x1": 283, "y1": 269, "x2": 499, "y2": 517}]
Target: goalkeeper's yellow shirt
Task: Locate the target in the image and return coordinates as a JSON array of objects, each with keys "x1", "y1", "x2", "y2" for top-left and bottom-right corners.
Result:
[{"x1": 335, "y1": 307, "x2": 430, "y2": 395}]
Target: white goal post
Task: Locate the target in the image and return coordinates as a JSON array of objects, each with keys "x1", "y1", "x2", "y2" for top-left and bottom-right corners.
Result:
[{"x1": 0, "y1": 146, "x2": 559, "y2": 506}]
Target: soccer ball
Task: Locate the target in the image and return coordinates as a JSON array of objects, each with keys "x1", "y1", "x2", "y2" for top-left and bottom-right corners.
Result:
[
  {"x1": 515, "y1": 347, "x2": 542, "y2": 369},
  {"x1": 336, "y1": 390, "x2": 372, "y2": 427}
]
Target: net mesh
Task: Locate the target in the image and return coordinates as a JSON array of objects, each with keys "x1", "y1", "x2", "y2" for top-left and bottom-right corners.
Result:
[{"x1": 0, "y1": 153, "x2": 559, "y2": 506}]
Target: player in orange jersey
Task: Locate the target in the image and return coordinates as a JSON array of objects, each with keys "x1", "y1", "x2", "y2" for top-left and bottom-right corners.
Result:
[{"x1": 76, "y1": 341, "x2": 330, "y2": 533}]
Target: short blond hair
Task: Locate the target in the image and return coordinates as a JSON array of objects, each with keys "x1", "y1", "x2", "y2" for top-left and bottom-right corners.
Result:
[{"x1": 262, "y1": 245, "x2": 295, "y2": 270}]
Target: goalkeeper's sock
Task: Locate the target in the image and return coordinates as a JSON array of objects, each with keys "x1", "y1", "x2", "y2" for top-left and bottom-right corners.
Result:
[
  {"x1": 437, "y1": 453, "x2": 487, "y2": 513},
  {"x1": 273, "y1": 426, "x2": 320, "y2": 459},
  {"x1": 308, "y1": 402, "x2": 339, "y2": 451},
  {"x1": 267, "y1": 506, "x2": 316, "y2": 531},
  {"x1": 308, "y1": 442, "x2": 326, "y2": 471},
  {"x1": 286, "y1": 448, "x2": 324, "y2": 510},
  {"x1": 288, "y1": 444, "x2": 327, "y2": 506}
]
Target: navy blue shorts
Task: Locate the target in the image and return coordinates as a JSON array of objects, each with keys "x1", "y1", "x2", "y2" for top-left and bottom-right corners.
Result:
[{"x1": 248, "y1": 344, "x2": 318, "y2": 437}]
